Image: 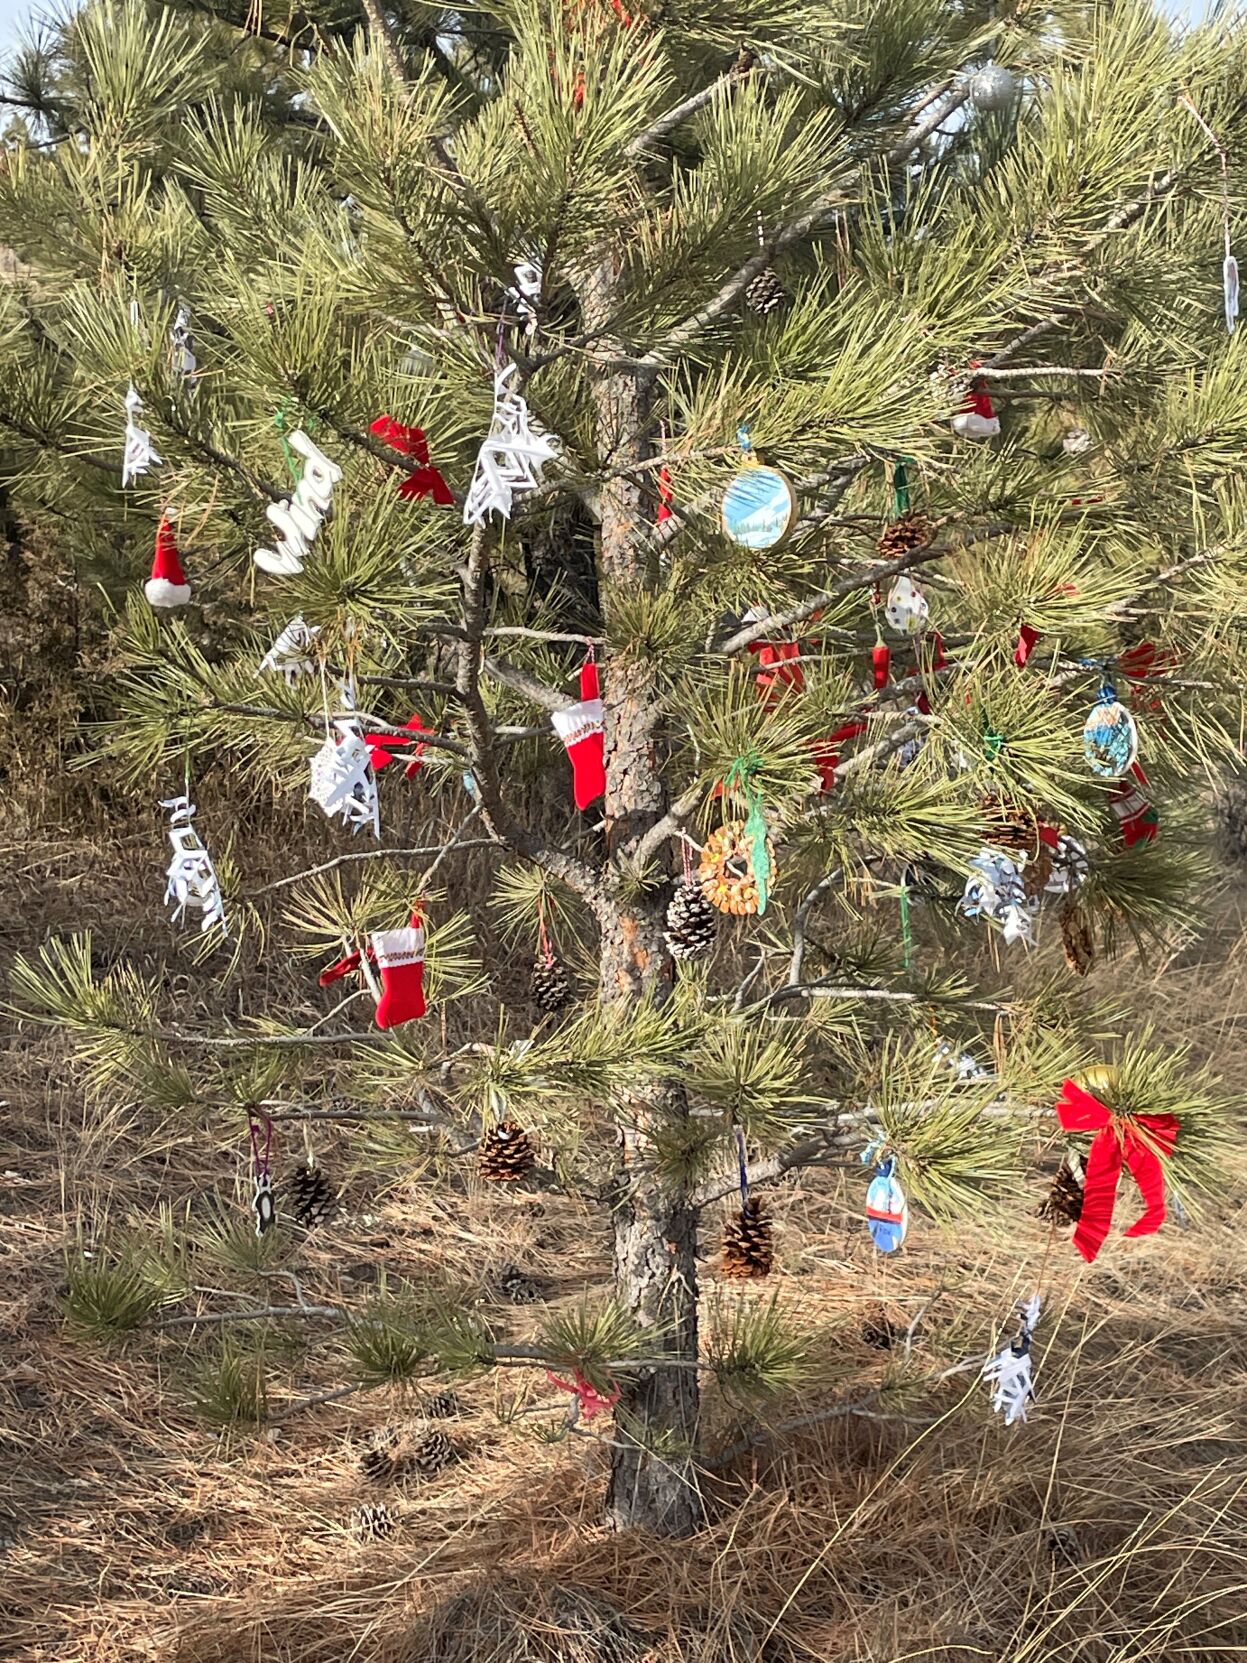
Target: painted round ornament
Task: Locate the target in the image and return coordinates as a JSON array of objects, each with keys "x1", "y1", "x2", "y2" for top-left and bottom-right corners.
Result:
[
  {"x1": 722, "y1": 436, "x2": 797, "y2": 549},
  {"x1": 865, "y1": 1155, "x2": 909, "y2": 1253},
  {"x1": 1082, "y1": 685, "x2": 1138, "y2": 779}
]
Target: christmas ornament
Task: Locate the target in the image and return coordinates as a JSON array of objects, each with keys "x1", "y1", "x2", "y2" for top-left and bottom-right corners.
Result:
[
  {"x1": 248, "y1": 1111, "x2": 276, "y2": 1237},
  {"x1": 371, "y1": 915, "x2": 426, "y2": 1029},
  {"x1": 370, "y1": 415, "x2": 454, "y2": 505},
  {"x1": 259, "y1": 615, "x2": 321, "y2": 681},
  {"x1": 1062, "y1": 426, "x2": 1091, "y2": 456},
  {"x1": 145, "y1": 519, "x2": 191, "y2": 609},
  {"x1": 979, "y1": 794, "x2": 1038, "y2": 854},
  {"x1": 657, "y1": 463, "x2": 674, "y2": 524},
  {"x1": 507, "y1": 259, "x2": 542, "y2": 334},
  {"x1": 1042, "y1": 829, "x2": 1090, "y2": 895},
  {"x1": 983, "y1": 1294, "x2": 1040, "y2": 1425},
  {"x1": 363, "y1": 714, "x2": 431, "y2": 781},
  {"x1": 1060, "y1": 903, "x2": 1095, "y2": 974},
  {"x1": 814, "y1": 719, "x2": 867, "y2": 793},
  {"x1": 745, "y1": 262, "x2": 788, "y2": 317},
  {"x1": 287, "y1": 1163, "x2": 335, "y2": 1227},
  {"x1": 664, "y1": 875, "x2": 718, "y2": 961},
  {"x1": 1038, "y1": 1153, "x2": 1085, "y2": 1225},
  {"x1": 698, "y1": 820, "x2": 773, "y2": 916},
  {"x1": 1082, "y1": 683, "x2": 1138, "y2": 778},
  {"x1": 1179, "y1": 94, "x2": 1238, "y2": 333},
  {"x1": 545, "y1": 1367, "x2": 620, "y2": 1421},
  {"x1": 871, "y1": 639, "x2": 891, "y2": 689},
  {"x1": 253, "y1": 430, "x2": 343, "y2": 576},
  {"x1": 1054, "y1": 1077, "x2": 1178, "y2": 1263},
  {"x1": 122, "y1": 384, "x2": 161, "y2": 487},
  {"x1": 169, "y1": 306, "x2": 197, "y2": 379},
  {"x1": 721, "y1": 1197, "x2": 774, "y2": 1278},
  {"x1": 951, "y1": 374, "x2": 1001, "y2": 440},
  {"x1": 1014, "y1": 622, "x2": 1039, "y2": 666},
  {"x1": 531, "y1": 950, "x2": 572, "y2": 1014},
  {"x1": 308, "y1": 720, "x2": 380, "y2": 836},
  {"x1": 160, "y1": 794, "x2": 227, "y2": 934},
  {"x1": 497, "y1": 1263, "x2": 545, "y2": 1304},
  {"x1": 721, "y1": 427, "x2": 797, "y2": 549},
  {"x1": 352, "y1": 1502, "x2": 395, "y2": 1539},
  {"x1": 724, "y1": 753, "x2": 773, "y2": 914},
  {"x1": 462, "y1": 361, "x2": 560, "y2": 525},
  {"x1": 478, "y1": 1120, "x2": 535, "y2": 1183},
  {"x1": 960, "y1": 847, "x2": 1035, "y2": 946},
  {"x1": 876, "y1": 512, "x2": 932, "y2": 559},
  {"x1": 1111, "y1": 762, "x2": 1158, "y2": 846},
  {"x1": 884, "y1": 573, "x2": 929, "y2": 635},
  {"x1": 968, "y1": 64, "x2": 1017, "y2": 110},
  {"x1": 863, "y1": 1151, "x2": 908, "y2": 1252},
  {"x1": 550, "y1": 655, "x2": 605, "y2": 810},
  {"x1": 746, "y1": 632, "x2": 804, "y2": 704}
]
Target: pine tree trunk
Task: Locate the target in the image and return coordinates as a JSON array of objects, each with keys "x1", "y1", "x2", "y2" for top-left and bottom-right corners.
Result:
[{"x1": 585, "y1": 257, "x2": 704, "y2": 1536}]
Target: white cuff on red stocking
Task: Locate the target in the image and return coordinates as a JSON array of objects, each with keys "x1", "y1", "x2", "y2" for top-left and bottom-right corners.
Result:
[
  {"x1": 370, "y1": 918, "x2": 426, "y2": 1029},
  {"x1": 550, "y1": 660, "x2": 606, "y2": 810}
]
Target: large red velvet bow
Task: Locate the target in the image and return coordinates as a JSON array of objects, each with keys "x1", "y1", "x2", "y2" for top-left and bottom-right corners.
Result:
[
  {"x1": 370, "y1": 415, "x2": 454, "y2": 506},
  {"x1": 1055, "y1": 1079, "x2": 1178, "y2": 1263}
]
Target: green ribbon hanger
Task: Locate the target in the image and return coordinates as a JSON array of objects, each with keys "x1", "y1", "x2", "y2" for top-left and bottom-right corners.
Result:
[
  {"x1": 725, "y1": 751, "x2": 771, "y2": 915},
  {"x1": 891, "y1": 458, "x2": 911, "y2": 518},
  {"x1": 898, "y1": 874, "x2": 913, "y2": 970},
  {"x1": 274, "y1": 400, "x2": 299, "y2": 485}
]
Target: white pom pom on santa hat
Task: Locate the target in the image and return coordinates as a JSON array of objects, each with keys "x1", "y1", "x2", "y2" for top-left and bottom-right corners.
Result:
[{"x1": 145, "y1": 519, "x2": 191, "y2": 608}]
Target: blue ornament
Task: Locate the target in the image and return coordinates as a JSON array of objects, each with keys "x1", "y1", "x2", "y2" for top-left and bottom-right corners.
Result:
[
  {"x1": 1082, "y1": 684, "x2": 1138, "y2": 779},
  {"x1": 721, "y1": 464, "x2": 796, "y2": 550},
  {"x1": 865, "y1": 1155, "x2": 909, "y2": 1253}
]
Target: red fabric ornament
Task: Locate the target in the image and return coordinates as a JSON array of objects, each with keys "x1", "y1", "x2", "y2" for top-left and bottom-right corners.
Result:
[
  {"x1": 1015, "y1": 623, "x2": 1039, "y2": 667},
  {"x1": 370, "y1": 415, "x2": 454, "y2": 506},
  {"x1": 551, "y1": 657, "x2": 606, "y2": 810},
  {"x1": 371, "y1": 914, "x2": 426, "y2": 1028},
  {"x1": 872, "y1": 641, "x2": 891, "y2": 690},
  {"x1": 657, "y1": 465, "x2": 674, "y2": 524},
  {"x1": 748, "y1": 638, "x2": 804, "y2": 705},
  {"x1": 545, "y1": 1366, "x2": 620, "y2": 1419},
  {"x1": 1054, "y1": 1078, "x2": 1178, "y2": 1263},
  {"x1": 950, "y1": 370, "x2": 1000, "y2": 439},
  {"x1": 364, "y1": 714, "x2": 432, "y2": 781},
  {"x1": 145, "y1": 519, "x2": 191, "y2": 608},
  {"x1": 1111, "y1": 761, "x2": 1159, "y2": 846},
  {"x1": 814, "y1": 720, "x2": 867, "y2": 794}
]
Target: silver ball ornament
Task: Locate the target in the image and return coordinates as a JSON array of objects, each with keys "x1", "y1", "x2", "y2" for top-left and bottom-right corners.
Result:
[{"x1": 969, "y1": 65, "x2": 1017, "y2": 112}]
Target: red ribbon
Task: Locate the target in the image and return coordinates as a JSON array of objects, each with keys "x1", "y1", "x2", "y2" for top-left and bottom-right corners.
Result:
[
  {"x1": 814, "y1": 719, "x2": 867, "y2": 794},
  {"x1": 364, "y1": 714, "x2": 431, "y2": 781},
  {"x1": 748, "y1": 638, "x2": 804, "y2": 704},
  {"x1": 1014, "y1": 622, "x2": 1039, "y2": 667},
  {"x1": 656, "y1": 465, "x2": 674, "y2": 524},
  {"x1": 545, "y1": 1367, "x2": 620, "y2": 1420},
  {"x1": 1054, "y1": 1079, "x2": 1178, "y2": 1263},
  {"x1": 370, "y1": 415, "x2": 454, "y2": 506}
]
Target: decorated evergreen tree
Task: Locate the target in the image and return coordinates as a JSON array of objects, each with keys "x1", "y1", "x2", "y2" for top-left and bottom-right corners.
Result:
[{"x1": 4, "y1": 0, "x2": 1247, "y2": 1537}]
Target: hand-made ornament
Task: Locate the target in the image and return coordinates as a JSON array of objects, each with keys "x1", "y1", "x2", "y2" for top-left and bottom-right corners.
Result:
[
  {"x1": 983, "y1": 1294, "x2": 1041, "y2": 1425},
  {"x1": 550, "y1": 655, "x2": 605, "y2": 810},
  {"x1": 1179, "y1": 94, "x2": 1239, "y2": 333},
  {"x1": 169, "y1": 306, "x2": 197, "y2": 379},
  {"x1": 160, "y1": 795, "x2": 227, "y2": 934},
  {"x1": 950, "y1": 370, "x2": 1001, "y2": 440},
  {"x1": 259, "y1": 616, "x2": 321, "y2": 682},
  {"x1": 545, "y1": 1367, "x2": 620, "y2": 1422},
  {"x1": 1053, "y1": 1077, "x2": 1178, "y2": 1263},
  {"x1": 721, "y1": 426, "x2": 796, "y2": 550},
  {"x1": 507, "y1": 260, "x2": 542, "y2": 335},
  {"x1": 364, "y1": 714, "x2": 431, "y2": 782},
  {"x1": 254, "y1": 430, "x2": 343, "y2": 576},
  {"x1": 1111, "y1": 762, "x2": 1159, "y2": 846},
  {"x1": 370, "y1": 415, "x2": 454, "y2": 505},
  {"x1": 248, "y1": 1110, "x2": 276, "y2": 1236},
  {"x1": 145, "y1": 519, "x2": 191, "y2": 609},
  {"x1": 863, "y1": 1147, "x2": 908, "y2": 1252},
  {"x1": 318, "y1": 913, "x2": 426, "y2": 1029},
  {"x1": 885, "y1": 572, "x2": 929, "y2": 635},
  {"x1": 122, "y1": 384, "x2": 161, "y2": 487},
  {"x1": 462, "y1": 361, "x2": 559, "y2": 524},
  {"x1": 960, "y1": 847, "x2": 1035, "y2": 945},
  {"x1": 1083, "y1": 681, "x2": 1138, "y2": 778},
  {"x1": 722, "y1": 752, "x2": 773, "y2": 915},
  {"x1": 308, "y1": 720, "x2": 380, "y2": 837}
]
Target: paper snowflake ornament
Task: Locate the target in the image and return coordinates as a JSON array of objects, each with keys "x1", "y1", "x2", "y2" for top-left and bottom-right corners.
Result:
[
  {"x1": 259, "y1": 615, "x2": 321, "y2": 682},
  {"x1": 122, "y1": 384, "x2": 162, "y2": 488},
  {"x1": 1044, "y1": 832, "x2": 1089, "y2": 895},
  {"x1": 983, "y1": 1294, "x2": 1041, "y2": 1426},
  {"x1": 170, "y1": 306, "x2": 197, "y2": 379},
  {"x1": 160, "y1": 795, "x2": 227, "y2": 934},
  {"x1": 254, "y1": 430, "x2": 343, "y2": 577},
  {"x1": 308, "y1": 721, "x2": 380, "y2": 837},
  {"x1": 960, "y1": 847, "x2": 1035, "y2": 946},
  {"x1": 463, "y1": 362, "x2": 560, "y2": 526},
  {"x1": 507, "y1": 260, "x2": 542, "y2": 334}
]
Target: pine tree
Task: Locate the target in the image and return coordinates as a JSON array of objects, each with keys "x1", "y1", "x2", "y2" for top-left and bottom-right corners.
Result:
[{"x1": 3, "y1": 0, "x2": 1246, "y2": 1538}]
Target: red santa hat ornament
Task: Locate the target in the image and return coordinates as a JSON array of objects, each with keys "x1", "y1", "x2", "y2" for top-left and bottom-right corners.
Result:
[
  {"x1": 145, "y1": 519, "x2": 191, "y2": 609},
  {"x1": 951, "y1": 375, "x2": 1001, "y2": 440}
]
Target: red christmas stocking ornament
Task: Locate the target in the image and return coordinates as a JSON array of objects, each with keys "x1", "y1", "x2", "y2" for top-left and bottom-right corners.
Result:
[
  {"x1": 1111, "y1": 762, "x2": 1159, "y2": 846},
  {"x1": 551, "y1": 658, "x2": 606, "y2": 810},
  {"x1": 370, "y1": 915, "x2": 426, "y2": 1029}
]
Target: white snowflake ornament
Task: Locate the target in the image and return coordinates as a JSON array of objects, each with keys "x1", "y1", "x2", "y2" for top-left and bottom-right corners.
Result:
[
  {"x1": 259, "y1": 615, "x2": 321, "y2": 682},
  {"x1": 160, "y1": 795, "x2": 227, "y2": 934},
  {"x1": 308, "y1": 721, "x2": 380, "y2": 837},
  {"x1": 983, "y1": 1294, "x2": 1041, "y2": 1426},
  {"x1": 960, "y1": 846, "x2": 1035, "y2": 946},
  {"x1": 122, "y1": 384, "x2": 162, "y2": 488},
  {"x1": 463, "y1": 362, "x2": 560, "y2": 525}
]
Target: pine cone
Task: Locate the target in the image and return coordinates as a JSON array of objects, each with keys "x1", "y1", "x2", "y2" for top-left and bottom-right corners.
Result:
[
  {"x1": 664, "y1": 878, "x2": 718, "y2": 962},
  {"x1": 497, "y1": 1264, "x2": 545, "y2": 1305},
  {"x1": 478, "y1": 1120, "x2": 536, "y2": 1183},
  {"x1": 876, "y1": 512, "x2": 933, "y2": 559},
  {"x1": 1022, "y1": 843, "x2": 1054, "y2": 899},
  {"x1": 980, "y1": 794, "x2": 1040, "y2": 854},
  {"x1": 403, "y1": 1426, "x2": 458, "y2": 1480},
  {"x1": 1038, "y1": 1155, "x2": 1085, "y2": 1224},
  {"x1": 420, "y1": 1388, "x2": 463, "y2": 1419},
  {"x1": 745, "y1": 266, "x2": 787, "y2": 316},
  {"x1": 721, "y1": 1197, "x2": 773, "y2": 1278},
  {"x1": 861, "y1": 1306, "x2": 900, "y2": 1350},
  {"x1": 285, "y1": 1163, "x2": 335, "y2": 1228},
  {"x1": 352, "y1": 1502, "x2": 395, "y2": 1538},
  {"x1": 1061, "y1": 905, "x2": 1094, "y2": 975},
  {"x1": 531, "y1": 953, "x2": 572, "y2": 1014}
]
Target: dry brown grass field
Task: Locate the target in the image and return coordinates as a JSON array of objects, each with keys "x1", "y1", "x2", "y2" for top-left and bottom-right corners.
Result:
[{"x1": 2, "y1": 555, "x2": 1247, "y2": 1663}]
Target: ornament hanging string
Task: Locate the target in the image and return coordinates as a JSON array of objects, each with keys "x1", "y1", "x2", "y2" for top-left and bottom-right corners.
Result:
[
  {"x1": 724, "y1": 752, "x2": 771, "y2": 913},
  {"x1": 736, "y1": 1123, "x2": 749, "y2": 1211},
  {"x1": 274, "y1": 401, "x2": 299, "y2": 485},
  {"x1": 537, "y1": 891, "x2": 554, "y2": 967},
  {"x1": 891, "y1": 458, "x2": 911, "y2": 518},
  {"x1": 898, "y1": 873, "x2": 914, "y2": 970},
  {"x1": 248, "y1": 1107, "x2": 273, "y2": 1181},
  {"x1": 1178, "y1": 92, "x2": 1237, "y2": 332}
]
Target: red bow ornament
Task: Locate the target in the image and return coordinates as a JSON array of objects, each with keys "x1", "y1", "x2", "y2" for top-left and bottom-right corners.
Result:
[
  {"x1": 1054, "y1": 1078, "x2": 1178, "y2": 1263},
  {"x1": 363, "y1": 713, "x2": 432, "y2": 781},
  {"x1": 370, "y1": 415, "x2": 454, "y2": 506}
]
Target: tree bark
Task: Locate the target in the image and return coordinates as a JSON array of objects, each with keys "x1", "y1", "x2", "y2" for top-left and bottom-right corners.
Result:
[{"x1": 585, "y1": 257, "x2": 704, "y2": 1537}]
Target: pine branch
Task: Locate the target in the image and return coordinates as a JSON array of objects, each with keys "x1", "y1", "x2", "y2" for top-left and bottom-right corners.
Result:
[{"x1": 246, "y1": 839, "x2": 498, "y2": 897}]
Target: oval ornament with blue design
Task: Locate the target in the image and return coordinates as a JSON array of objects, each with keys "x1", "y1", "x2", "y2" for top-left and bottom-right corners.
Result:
[
  {"x1": 865, "y1": 1157, "x2": 909, "y2": 1253},
  {"x1": 1083, "y1": 687, "x2": 1138, "y2": 779},
  {"x1": 722, "y1": 464, "x2": 797, "y2": 550}
]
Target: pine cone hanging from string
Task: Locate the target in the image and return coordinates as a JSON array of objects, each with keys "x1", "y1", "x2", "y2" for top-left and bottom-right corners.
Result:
[
  {"x1": 1038, "y1": 1154, "x2": 1085, "y2": 1225},
  {"x1": 531, "y1": 952, "x2": 571, "y2": 1014},
  {"x1": 876, "y1": 512, "x2": 933, "y2": 559},
  {"x1": 478, "y1": 1120, "x2": 536, "y2": 1183},
  {"x1": 745, "y1": 265, "x2": 788, "y2": 316},
  {"x1": 664, "y1": 878, "x2": 718, "y2": 962},
  {"x1": 1061, "y1": 905, "x2": 1095, "y2": 975},
  {"x1": 980, "y1": 794, "x2": 1040, "y2": 854},
  {"x1": 721, "y1": 1197, "x2": 774, "y2": 1279},
  {"x1": 285, "y1": 1163, "x2": 335, "y2": 1228}
]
